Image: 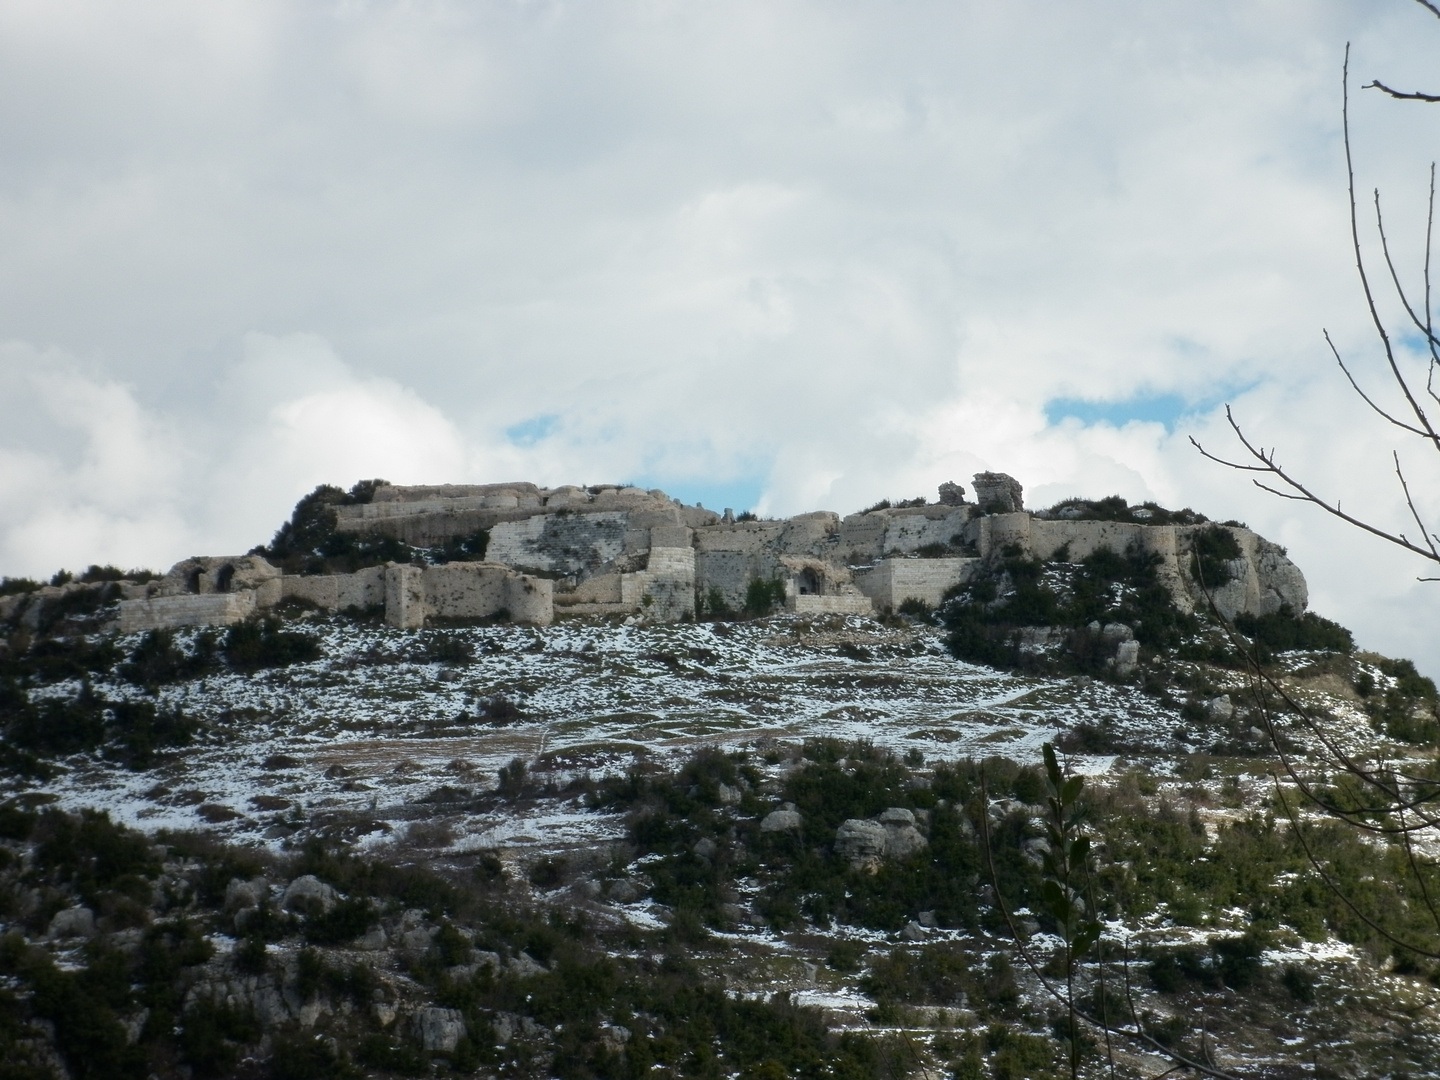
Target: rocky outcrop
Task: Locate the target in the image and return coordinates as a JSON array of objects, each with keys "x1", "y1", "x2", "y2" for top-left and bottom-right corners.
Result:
[
  {"x1": 30, "y1": 472, "x2": 1309, "y2": 636},
  {"x1": 835, "y1": 808, "x2": 928, "y2": 870}
]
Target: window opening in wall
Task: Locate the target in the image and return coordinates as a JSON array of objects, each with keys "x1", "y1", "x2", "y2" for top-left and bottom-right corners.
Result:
[{"x1": 215, "y1": 564, "x2": 236, "y2": 593}]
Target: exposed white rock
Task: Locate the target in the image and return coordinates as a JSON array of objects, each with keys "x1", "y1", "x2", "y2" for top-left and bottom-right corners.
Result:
[
  {"x1": 760, "y1": 809, "x2": 802, "y2": 833},
  {"x1": 835, "y1": 819, "x2": 888, "y2": 868},
  {"x1": 281, "y1": 875, "x2": 336, "y2": 915},
  {"x1": 413, "y1": 1007, "x2": 466, "y2": 1053},
  {"x1": 48, "y1": 906, "x2": 95, "y2": 939}
]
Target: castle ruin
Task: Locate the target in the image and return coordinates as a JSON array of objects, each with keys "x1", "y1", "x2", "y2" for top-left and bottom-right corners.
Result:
[{"x1": 1, "y1": 474, "x2": 1308, "y2": 635}]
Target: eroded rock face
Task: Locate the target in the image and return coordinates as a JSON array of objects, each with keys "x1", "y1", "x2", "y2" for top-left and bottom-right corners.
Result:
[
  {"x1": 836, "y1": 809, "x2": 928, "y2": 869},
  {"x1": 835, "y1": 819, "x2": 888, "y2": 868},
  {"x1": 760, "y1": 809, "x2": 802, "y2": 833},
  {"x1": 225, "y1": 877, "x2": 267, "y2": 912},
  {"x1": 282, "y1": 875, "x2": 337, "y2": 915},
  {"x1": 972, "y1": 472, "x2": 1024, "y2": 513},
  {"x1": 938, "y1": 481, "x2": 967, "y2": 506},
  {"x1": 413, "y1": 1007, "x2": 466, "y2": 1053},
  {"x1": 47, "y1": 906, "x2": 95, "y2": 939}
]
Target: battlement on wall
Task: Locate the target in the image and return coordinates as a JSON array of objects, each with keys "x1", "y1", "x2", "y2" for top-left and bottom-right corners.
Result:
[{"x1": 5, "y1": 473, "x2": 1308, "y2": 635}]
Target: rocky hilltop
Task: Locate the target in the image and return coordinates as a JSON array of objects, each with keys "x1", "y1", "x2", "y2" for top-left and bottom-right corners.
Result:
[{"x1": 2, "y1": 473, "x2": 1307, "y2": 649}]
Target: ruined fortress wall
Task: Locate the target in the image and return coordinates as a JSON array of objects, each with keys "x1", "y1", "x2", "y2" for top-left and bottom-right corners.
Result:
[
  {"x1": 73, "y1": 474, "x2": 1314, "y2": 637},
  {"x1": 621, "y1": 547, "x2": 695, "y2": 621},
  {"x1": 834, "y1": 514, "x2": 888, "y2": 564},
  {"x1": 117, "y1": 592, "x2": 257, "y2": 634},
  {"x1": 694, "y1": 550, "x2": 784, "y2": 610},
  {"x1": 486, "y1": 512, "x2": 634, "y2": 576},
  {"x1": 280, "y1": 567, "x2": 385, "y2": 612},
  {"x1": 791, "y1": 594, "x2": 875, "y2": 615},
  {"x1": 420, "y1": 563, "x2": 553, "y2": 627},
  {"x1": 335, "y1": 506, "x2": 509, "y2": 547},
  {"x1": 853, "y1": 558, "x2": 980, "y2": 610},
  {"x1": 880, "y1": 508, "x2": 972, "y2": 555}
]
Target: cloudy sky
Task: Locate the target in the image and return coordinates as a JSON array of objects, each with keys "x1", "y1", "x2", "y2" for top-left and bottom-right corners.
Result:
[{"x1": 4, "y1": 0, "x2": 1440, "y2": 667}]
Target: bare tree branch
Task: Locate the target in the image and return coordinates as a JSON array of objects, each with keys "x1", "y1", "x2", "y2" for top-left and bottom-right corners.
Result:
[
  {"x1": 1365, "y1": 80, "x2": 1440, "y2": 102},
  {"x1": 977, "y1": 785, "x2": 1246, "y2": 1079},
  {"x1": 1191, "y1": 408, "x2": 1440, "y2": 566}
]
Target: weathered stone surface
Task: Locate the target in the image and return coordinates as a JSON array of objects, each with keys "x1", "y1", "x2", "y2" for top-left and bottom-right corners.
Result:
[
  {"x1": 607, "y1": 879, "x2": 642, "y2": 904},
  {"x1": 972, "y1": 472, "x2": 1024, "y2": 513},
  {"x1": 835, "y1": 819, "x2": 888, "y2": 867},
  {"x1": 354, "y1": 926, "x2": 389, "y2": 951},
  {"x1": 281, "y1": 875, "x2": 337, "y2": 915},
  {"x1": 760, "y1": 809, "x2": 803, "y2": 833},
  {"x1": 509, "y1": 951, "x2": 547, "y2": 977},
  {"x1": 90, "y1": 473, "x2": 1312, "y2": 636},
  {"x1": 1114, "y1": 640, "x2": 1141, "y2": 677},
  {"x1": 413, "y1": 1007, "x2": 466, "y2": 1052},
  {"x1": 225, "y1": 877, "x2": 267, "y2": 911},
  {"x1": 883, "y1": 824, "x2": 928, "y2": 859},
  {"x1": 48, "y1": 906, "x2": 95, "y2": 938},
  {"x1": 1206, "y1": 695, "x2": 1236, "y2": 722}
]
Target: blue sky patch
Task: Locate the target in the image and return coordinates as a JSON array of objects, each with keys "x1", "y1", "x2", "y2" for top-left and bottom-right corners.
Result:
[
  {"x1": 1045, "y1": 393, "x2": 1191, "y2": 429},
  {"x1": 505, "y1": 414, "x2": 560, "y2": 447},
  {"x1": 1043, "y1": 383, "x2": 1256, "y2": 432},
  {"x1": 631, "y1": 474, "x2": 767, "y2": 515}
]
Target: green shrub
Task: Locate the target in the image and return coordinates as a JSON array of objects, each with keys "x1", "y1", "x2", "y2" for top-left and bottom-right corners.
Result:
[
  {"x1": 1188, "y1": 525, "x2": 1242, "y2": 589},
  {"x1": 179, "y1": 1000, "x2": 259, "y2": 1079},
  {"x1": 743, "y1": 578, "x2": 786, "y2": 617},
  {"x1": 302, "y1": 897, "x2": 377, "y2": 946},
  {"x1": 1233, "y1": 607, "x2": 1353, "y2": 658},
  {"x1": 222, "y1": 617, "x2": 321, "y2": 671},
  {"x1": 33, "y1": 810, "x2": 159, "y2": 901},
  {"x1": 119, "y1": 629, "x2": 217, "y2": 687},
  {"x1": 0, "y1": 576, "x2": 40, "y2": 597}
]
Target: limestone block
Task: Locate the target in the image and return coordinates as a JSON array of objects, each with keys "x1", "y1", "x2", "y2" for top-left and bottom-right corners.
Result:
[
  {"x1": 508, "y1": 952, "x2": 547, "y2": 977},
  {"x1": 760, "y1": 809, "x2": 802, "y2": 833},
  {"x1": 790, "y1": 594, "x2": 874, "y2": 615},
  {"x1": 938, "y1": 480, "x2": 967, "y2": 506},
  {"x1": 1205, "y1": 695, "x2": 1236, "y2": 721},
  {"x1": 557, "y1": 572, "x2": 624, "y2": 606},
  {"x1": 48, "y1": 906, "x2": 95, "y2": 938},
  {"x1": 884, "y1": 824, "x2": 928, "y2": 859},
  {"x1": 224, "y1": 877, "x2": 267, "y2": 911},
  {"x1": 413, "y1": 1007, "x2": 466, "y2": 1053},
  {"x1": 1251, "y1": 537, "x2": 1307, "y2": 615},
  {"x1": 973, "y1": 472, "x2": 1024, "y2": 512},
  {"x1": 487, "y1": 511, "x2": 629, "y2": 574},
  {"x1": 881, "y1": 509, "x2": 970, "y2": 555},
  {"x1": 1113, "y1": 640, "x2": 1140, "y2": 677},
  {"x1": 977, "y1": 512, "x2": 1033, "y2": 558},
  {"x1": 694, "y1": 521, "x2": 785, "y2": 553},
  {"x1": 853, "y1": 557, "x2": 977, "y2": 610},
  {"x1": 504, "y1": 573, "x2": 554, "y2": 626},
  {"x1": 835, "y1": 819, "x2": 888, "y2": 868},
  {"x1": 282, "y1": 875, "x2": 337, "y2": 915},
  {"x1": 355, "y1": 926, "x2": 388, "y2": 951}
]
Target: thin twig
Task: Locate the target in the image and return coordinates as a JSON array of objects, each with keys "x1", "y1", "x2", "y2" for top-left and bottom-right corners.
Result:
[{"x1": 977, "y1": 781, "x2": 1244, "y2": 1078}]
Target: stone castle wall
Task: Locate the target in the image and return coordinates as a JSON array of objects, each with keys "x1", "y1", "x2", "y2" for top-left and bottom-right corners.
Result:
[{"x1": 76, "y1": 473, "x2": 1309, "y2": 634}]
